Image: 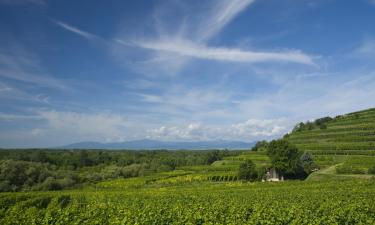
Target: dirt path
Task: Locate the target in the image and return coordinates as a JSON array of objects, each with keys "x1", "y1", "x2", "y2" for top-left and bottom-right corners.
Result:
[
  {"x1": 316, "y1": 164, "x2": 342, "y2": 174},
  {"x1": 307, "y1": 164, "x2": 374, "y2": 180}
]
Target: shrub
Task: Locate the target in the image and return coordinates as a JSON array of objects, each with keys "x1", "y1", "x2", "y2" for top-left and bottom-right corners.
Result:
[
  {"x1": 251, "y1": 141, "x2": 268, "y2": 152},
  {"x1": 38, "y1": 177, "x2": 62, "y2": 191},
  {"x1": 238, "y1": 160, "x2": 258, "y2": 181},
  {"x1": 368, "y1": 166, "x2": 375, "y2": 175},
  {"x1": 336, "y1": 165, "x2": 366, "y2": 174}
]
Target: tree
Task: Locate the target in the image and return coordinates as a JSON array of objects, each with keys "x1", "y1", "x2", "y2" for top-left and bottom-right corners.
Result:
[
  {"x1": 368, "y1": 166, "x2": 375, "y2": 175},
  {"x1": 206, "y1": 150, "x2": 221, "y2": 164},
  {"x1": 238, "y1": 160, "x2": 257, "y2": 181},
  {"x1": 267, "y1": 140, "x2": 302, "y2": 178},
  {"x1": 300, "y1": 151, "x2": 318, "y2": 174},
  {"x1": 78, "y1": 150, "x2": 92, "y2": 167},
  {"x1": 251, "y1": 141, "x2": 268, "y2": 152},
  {"x1": 292, "y1": 122, "x2": 306, "y2": 132}
]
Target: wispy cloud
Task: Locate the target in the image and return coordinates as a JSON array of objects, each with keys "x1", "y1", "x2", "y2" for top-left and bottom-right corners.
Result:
[
  {"x1": 0, "y1": 82, "x2": 12, "y2": 92},
  {"x1": 0, "y1": 0, "x2": 45, "y2": 6},
  {"x1": 115, "y1": 0, "x2": 315, "y2": 76},
  {"x1": 37, "y1": 111, "x2": 129, "y2": 143},
  {"x1": 356, "y1": 39, "x2": 375, "y2": 55},
  {"x1": 146, "y1": 118, "x2": 290, "y2": 141},
  {"x1": 52, "y1": 20, "x2": 99, "y2": 41},
  {"x1": 196, "y1": 0, "x2": 255, "y2": 41},
  {"x1": 136, "y1": 39, "x2": 314, "y2": 65},
  {"x1": 0, "y1": 113, "x2": 42, "y2": 121},
  {"x1": 0, "y1": 48, "x2": 68, "y2": 90}
]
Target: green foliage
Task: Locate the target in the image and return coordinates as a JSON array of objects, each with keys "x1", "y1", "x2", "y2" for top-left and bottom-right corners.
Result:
[
  {"x1": 205, "y1": 150, "x2": 222, "y2": 164},
  {"x1": 300, "y1": 151, "x2": 318, "y2": 174},
  {"x1": 237, "y1": 160, "x2": 257, "y2": 181},
  {"x1": 0, "y1": 150, "x2": 238, "y2": 192},
  {"x1": 1, "y1": 180, "x2": 375, "y2": 224},
  {"x1": 292, "y1": 117, "x2": 333, "y2": 132},
  {"x1": 336, "y1": 165, "x2": 367, "y2": 174},
  {"x1": 369, "y1": 166, "x2": 375, "y2": 175},
  {"x1": 285, "y1": 109, "x2": 375, "y2": 161},
  {"x1": 267, "y1": 140, "x2": 305, "y2": 178},
  {"x1": 251, "y1": 140, "x2": 268, "y2": 152}
]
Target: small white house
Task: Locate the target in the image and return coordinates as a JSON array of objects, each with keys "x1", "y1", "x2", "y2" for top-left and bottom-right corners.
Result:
[{"x1": 263, "y1": 168, "x2": 284, "y2": 182}]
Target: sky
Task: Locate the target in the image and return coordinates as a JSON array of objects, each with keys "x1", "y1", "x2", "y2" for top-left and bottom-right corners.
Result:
[{"x1": 0, "y1": 0, "x2": 375, "y2": 147}]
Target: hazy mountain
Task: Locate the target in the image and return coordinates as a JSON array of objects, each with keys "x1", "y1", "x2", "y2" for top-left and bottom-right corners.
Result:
[{"x1": 62, "y1": 139, "x2": 255, "y2": 150}]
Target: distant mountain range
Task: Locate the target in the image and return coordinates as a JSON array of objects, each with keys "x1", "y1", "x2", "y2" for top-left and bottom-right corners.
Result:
[{"x1": 62, "y1": 139, "x2": 255, "y2": 150}]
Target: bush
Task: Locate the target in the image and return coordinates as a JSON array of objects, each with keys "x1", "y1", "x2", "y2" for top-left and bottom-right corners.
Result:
[
  {"x1": 267, "y1": 140, "x2": 301, "y2": 176},
  {"x1": 368, "y1": 166, "x2": 375, "y2": 175},
  {"x1": 292, "y1": 117, "x2": 332, "y2": 132},
  {"x1": 300, "y1": 152, "x2": 318, "y2": 174},
  {"x1": 336, "y1": 165, "x2": 366, "y2": 174},
  {"x1": 0, "y1": 160, "x2": 54, "y2": 191},
  {"x1": 238, "y1": 160, "x2": 258, "y2": 181},
  {"x1": 0, "y1": 180, "x2": 12, "y2": 192},
  {"x1": 256, "y1": 166, "x2": 267, "y2": 181},
  {"x1": 38, "y1": 177, "x2": 62, "y2": 191},
  {"x1": 251, "y1": 141, "x2": 268, "y2": 152}
]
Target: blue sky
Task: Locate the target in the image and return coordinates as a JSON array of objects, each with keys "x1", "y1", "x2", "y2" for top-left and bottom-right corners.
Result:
[{"x1": 1, "y1": 0, "x2": 375, "y2": 147}]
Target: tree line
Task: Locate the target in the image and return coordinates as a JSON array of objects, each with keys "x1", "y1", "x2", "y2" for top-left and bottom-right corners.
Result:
[
  {"x1": 238, "y1": 140, "x2": 317, "y2": 181},
  {"x1": 0, "y1": 149, "x2": 238, "y2": 192}
]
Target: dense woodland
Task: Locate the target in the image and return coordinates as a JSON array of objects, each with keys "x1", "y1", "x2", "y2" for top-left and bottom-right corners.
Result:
[
  {"x1": 0, "y1": 149, "x2": 238, "y2": 191},
  {"x1": 0, "y1": 138, "x2": 321, "y2": 192}
]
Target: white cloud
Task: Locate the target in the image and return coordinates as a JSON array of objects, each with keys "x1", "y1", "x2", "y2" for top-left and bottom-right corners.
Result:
[
  {"x1": 0, "y1": 113, "x2": 42, "y2": 121},
  {"x1": 146, "y1": 118, "x2": 291, "y2": 141},
  {"x1": 53, "y1": 20, "x2": 99, "y2": 41},
  {"x1": 147, "y1": 123, "x2": 205, "y2": 140},
  {"x1": 356, "y1": 39, "x2": 375, "y2": 55},
  {"x1": 137, "y1": 39, "x2": 314, "y2": 65},
  {"x1": 37, "y1": 111, "x2": 128, "y2": 142},
  {"x1": 235, "y1": 69, "x2": 375, "y2": 121},
  {"x1": 230, "y1": 118, "x2": 289, "y2": 137},
  {"x1": 196, "y1": 0, "x2": 256, "y2": 41},
  {"x1": 115, "y1": 0, "x2": 314, "y2": 76},
  {"x1": 0, "y1": 82, "x2": 12, "y2": 92},
  {"x1": 138, "y1": 85, "x2": 233, "y2": 109}
]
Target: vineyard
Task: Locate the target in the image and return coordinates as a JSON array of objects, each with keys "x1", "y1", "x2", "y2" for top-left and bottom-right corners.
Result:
[
  {"x1": 286, "y1": 108, "x2": 375, "y2": 153},
  {"x1": 1, "y1": 108, "x2": 375, "y2": 224},
  {"x1": 1, "y1": 180, "x2": 375, "y2": 224}
]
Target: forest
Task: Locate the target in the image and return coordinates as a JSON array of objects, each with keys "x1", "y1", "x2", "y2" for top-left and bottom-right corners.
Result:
[{"x1": 0, "y1": 149, "x2": 235, "y2": 191}]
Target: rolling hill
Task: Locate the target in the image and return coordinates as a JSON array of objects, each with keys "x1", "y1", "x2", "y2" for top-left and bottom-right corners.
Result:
[{"x1": 284, "y1": 108, "x2": 375, "y2": 154}]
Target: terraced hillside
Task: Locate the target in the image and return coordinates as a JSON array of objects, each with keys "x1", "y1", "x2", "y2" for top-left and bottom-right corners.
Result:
[
  {"x1": 285, "y1": 108, "x2": 375, "y2": 155},
  {"x1": 283, "y1": 108, "x2": 375, "y2": 176}
]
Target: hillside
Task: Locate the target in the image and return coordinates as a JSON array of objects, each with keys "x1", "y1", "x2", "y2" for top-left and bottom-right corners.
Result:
[
  {"x1": 279, "y1": 108, "x2": 375, "y2": 178},
  {"x1": 1, "y1": 108, "x2": 375, "y2": 223},
  {"x1": 285, "y1": 108, "x2": 375, "y2": 154}
]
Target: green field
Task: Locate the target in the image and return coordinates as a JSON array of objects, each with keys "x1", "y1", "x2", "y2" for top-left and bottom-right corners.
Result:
[
  {"x1": 1, "y1": 179, "x2": 375, "y2": 224},
  {"x1": 1, "y1": 108, "x2": 375, "y2": 224}
]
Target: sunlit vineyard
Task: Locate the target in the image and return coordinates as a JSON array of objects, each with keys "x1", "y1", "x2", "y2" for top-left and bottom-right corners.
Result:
[
  {"x1": 2, "y1": 109, "x2": 375, "y2": 224},
  {"x1": 1, "y1": 180, "x2": 375, "y2": 225},
  {"x1": 286, "y1": 108, "x2": 375, "y2": 153}
]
